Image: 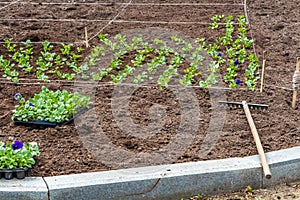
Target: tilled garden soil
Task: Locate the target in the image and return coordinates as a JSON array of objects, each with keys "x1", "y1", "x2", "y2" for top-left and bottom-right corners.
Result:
[
  {"x1": 0, "y1": 0, "x2": 299, "y2": 179},
  {"x1": 1, "y1": 84, "x2": 299, "y2": 177}
]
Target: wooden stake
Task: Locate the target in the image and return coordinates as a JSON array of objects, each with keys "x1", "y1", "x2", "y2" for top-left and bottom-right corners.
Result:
[
  {"x1": 242, "y1": 101, "x2": 272, "y2": 179},
  {"x1": 260, "y1": 53, "x2": 266, "y2": 93},
  {"x1": 85, "y1": 27, "x2": 89, "y2": 48},
  {"x1": 292, "y1": 58, "x2": 300, "y2": 109},
  {"x1": 292, "y1": 90, "x2": 297, "y2": 109}
]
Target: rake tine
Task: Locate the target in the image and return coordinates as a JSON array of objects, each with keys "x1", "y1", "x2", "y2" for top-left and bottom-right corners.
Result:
[{"x1": 218, "y1": 101, "x2": 268, "y2": 110}]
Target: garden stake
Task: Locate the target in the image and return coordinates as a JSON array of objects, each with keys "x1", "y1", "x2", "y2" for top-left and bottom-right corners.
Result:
[
  {"x1": 219, "y1": 100, "x2": 272, "y2": 179},
  {"x1": 292, "y1": 58, "x2": 300, "y2": 109},
  {"x1": 85, "y1": 27, "x2": 89, "y2": 48},
  {"x1": 260, "y1": 51, "x2": 266, "y2": 93}
]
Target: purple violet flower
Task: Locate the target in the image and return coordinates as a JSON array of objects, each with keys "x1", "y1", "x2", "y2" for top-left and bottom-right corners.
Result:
[
  {"x1": 234, "y1": 59, "x2": 240, "y2": 66},
  {"x1": 14, "y1": 93, "x2": 22, "y2": 101},
  {"x1": 29, "y1": 103, "x2": 34, "y2": 107},
  {"x1": 217, "y1": 53, "x2": 224, "y2": 57},
  {"x1": 236, "y1": 79, "x2": 241, "y2": 85},
  {"x1": 12, "y1": 140, "x2": 23, "y2": 150}
]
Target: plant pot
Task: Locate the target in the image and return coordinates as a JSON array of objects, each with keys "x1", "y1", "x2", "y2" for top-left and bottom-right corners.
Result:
[
  {"x1": 14, "y1": 168, "x2": 27, "y2": 179},
  {"x1": 0, "y1": 168, "x2": 28, "y2": 180}
]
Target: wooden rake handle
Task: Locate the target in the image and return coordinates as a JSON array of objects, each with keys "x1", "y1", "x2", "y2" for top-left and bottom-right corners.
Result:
[{"x1": 242, "y1": 101, "x2": 272, "y2": 179}]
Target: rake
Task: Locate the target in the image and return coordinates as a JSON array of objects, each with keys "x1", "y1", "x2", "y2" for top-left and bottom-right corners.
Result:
[{"x1": 219, "y1": 100, "x2": 272, "y2": 179}]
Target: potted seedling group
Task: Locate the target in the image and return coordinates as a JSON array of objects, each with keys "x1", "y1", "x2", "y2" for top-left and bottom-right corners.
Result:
[
  {"x1": 12, "y1": 86, "x2": 91, "y2": 127},
  {"x1": 0, "y1": 140, "x2": 40, "y2": 179}
]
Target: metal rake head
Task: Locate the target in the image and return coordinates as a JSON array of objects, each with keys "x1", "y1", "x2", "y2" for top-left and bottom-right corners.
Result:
[{"x1": 218, "y1": 101, "x2": 269, "y2": 110}]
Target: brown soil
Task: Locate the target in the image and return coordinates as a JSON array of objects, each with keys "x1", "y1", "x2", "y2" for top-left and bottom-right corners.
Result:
[
  {"x1": 0, "y1": 0, "x2": 299, "y2": 188},
  {"x1": 2, "y1": 83, "x2": 299, "y2": 177}
]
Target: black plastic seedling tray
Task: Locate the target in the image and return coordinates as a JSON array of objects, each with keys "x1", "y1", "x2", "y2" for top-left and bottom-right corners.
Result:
[
  {"x1": 0, "y1": 168, "x2": 28, "y2": 180},
  {"x1": 14, "y1": 119, "x2": 65, "y2": 127},
  {"x1": 13, "y1": 107, "x2": 88, "y2": 128}
]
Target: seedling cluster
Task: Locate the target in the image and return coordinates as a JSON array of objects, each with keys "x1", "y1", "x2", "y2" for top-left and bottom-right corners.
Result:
[{"x1": 1, "y1": 39, "x2": 84, "y2": 82}]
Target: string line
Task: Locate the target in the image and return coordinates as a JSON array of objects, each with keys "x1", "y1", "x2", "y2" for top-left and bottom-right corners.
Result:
[
  {"x1": 0, "y1": 2, "x2": 245, "y2": 6},
  {"x1": 0, "y1": 78, "x2": 293, "y2": 91},
  {"x1": 0, "y1": 18, "x2": 246, "y2": 24},
  {"x1": 0, "y1": 0, "x2": 20, "y2": 11}
]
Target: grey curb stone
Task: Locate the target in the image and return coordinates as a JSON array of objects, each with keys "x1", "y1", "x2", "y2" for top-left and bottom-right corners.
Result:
[
  {"x1": 263, "y1": 146, "x2": 300, "y2": 187},
  {"x1": 0, "y1": 177, "x2": 48, "y2": 200},
  {"x1": 1, "y1": 147, "x2": 300, "y2": 200},
  {"x1": 44, "y1": 146, "x2": 300, "y2": 200},
  {"x1": 45, "y1": 155, "x2": 262, "y2": 200}
]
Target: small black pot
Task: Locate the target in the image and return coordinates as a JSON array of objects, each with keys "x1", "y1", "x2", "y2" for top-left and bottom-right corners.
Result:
[{"x1": 0, "y1": 168, "x2": 28, "y2": 180}]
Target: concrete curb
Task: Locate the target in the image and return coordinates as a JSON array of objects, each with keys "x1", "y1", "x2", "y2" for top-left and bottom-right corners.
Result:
[
  {"x1": 0, "y1": 177, "x2": 48, "y2": 200},
  {"x1": 1, "y1": 146, "x2": 299, "y2": 200}
]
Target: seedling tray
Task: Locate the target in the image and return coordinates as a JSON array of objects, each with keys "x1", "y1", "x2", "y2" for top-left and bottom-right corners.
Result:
[
  {"x1": 0, "y1": 168, "x2": 28, "y2": 180},
  {"x1": 13, "y1": 107, "x2": 88, "y2": 127}
]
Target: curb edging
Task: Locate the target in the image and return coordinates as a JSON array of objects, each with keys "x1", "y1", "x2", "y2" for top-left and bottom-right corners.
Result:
[{"x1": 0, "y1": 146, "x2": 299, "y2": 200}]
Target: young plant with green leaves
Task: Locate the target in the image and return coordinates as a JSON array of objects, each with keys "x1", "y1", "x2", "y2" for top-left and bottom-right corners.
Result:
[
  {"x1": 0, "y1": 55, "x2": 18, "y2": 82},
  {"x1": 3, "y1": 38, "x2": 17, "y2": 53},
  {"x1": 209, "y1": 15, "x2": 224, "y2": 30},
  {"x1": 35, "y1": 41, "x2": 55, "y2": 81},
  {"x1": 12, "y1": 40, "x2": 33, "y2": 72}
]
